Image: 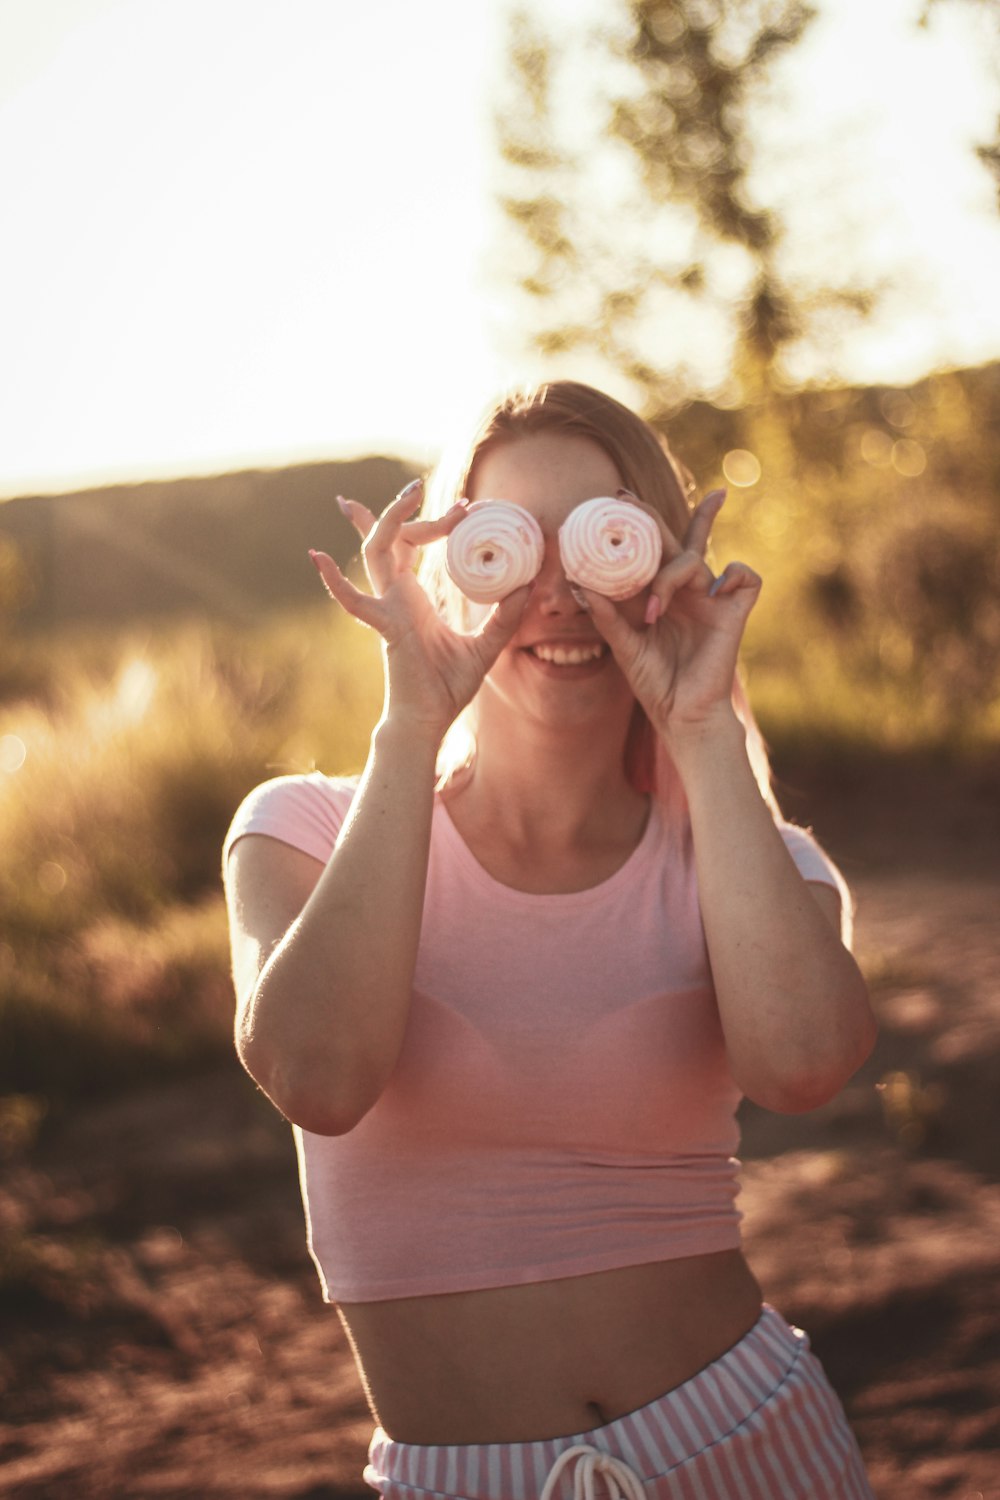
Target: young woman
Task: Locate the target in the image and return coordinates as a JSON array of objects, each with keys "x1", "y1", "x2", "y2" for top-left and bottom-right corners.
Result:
[{"x1": 223, "y1": 381, "x2": 878, "y2": 1499}]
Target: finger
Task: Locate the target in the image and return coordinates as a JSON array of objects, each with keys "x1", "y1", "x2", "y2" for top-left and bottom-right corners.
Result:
[
  {"x1": 615, "y1": 488, "x2": 683, "y2": 562},
  {"x1": 708, "y1": 561, "x2": 762, "y2": 603},
  {"x1": 365, "y1": 478, "x2": 426, "y2": 556},
  {"x1": 578, "y1": 587, "x2": 644, "y2": 669},
  {"x1": 683, "y1": 489, "x2": 727, "y2": 558},
  {"x1": 646, "y1": 549, "x2": 714, "y2": 621},
  {"x1": 469, "y1": 583, "x2": 535, "y2": 671},
  {"x1": 362, "y1": 479, "x2": 428, "y2": 592},
  {"x1": 400, "y1": 501, "x2": 470, "y2": 544},
  {"x1": 308, "y1": 550, "x2": 387, "y2": 630},
  {"x1": 337, "y1": 494, "x2": 378, "y2": 540}
]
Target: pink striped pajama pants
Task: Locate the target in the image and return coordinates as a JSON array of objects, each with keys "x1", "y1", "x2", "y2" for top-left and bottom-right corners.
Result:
[{"x1": 363, "y1": 1306, "x2": 875, "y2": 1499}]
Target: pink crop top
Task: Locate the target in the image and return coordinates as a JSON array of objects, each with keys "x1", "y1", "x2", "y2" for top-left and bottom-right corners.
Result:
[{"x1": 223, "y1": 773, "x2": 847, "y2": 1303}]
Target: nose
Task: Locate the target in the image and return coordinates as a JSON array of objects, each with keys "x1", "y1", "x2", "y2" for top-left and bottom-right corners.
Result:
[{"x1": 532, "y1": 539, "x2": 586, "y2": 615}]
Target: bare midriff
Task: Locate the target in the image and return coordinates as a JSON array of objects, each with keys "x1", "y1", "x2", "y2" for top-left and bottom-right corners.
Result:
[{"x1": 338, "y1": 1249, "x2": 764, "y2": 1445}]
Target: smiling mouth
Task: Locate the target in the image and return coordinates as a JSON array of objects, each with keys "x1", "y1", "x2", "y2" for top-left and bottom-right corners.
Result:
[{"x1": 526, "y1": 643, "x2": 609, "y2": 666}]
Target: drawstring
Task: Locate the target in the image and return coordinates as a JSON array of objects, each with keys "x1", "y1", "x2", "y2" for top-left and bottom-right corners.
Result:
[{"x1": 539, "y1": 1443, "x2": 646, "y2": 1500}]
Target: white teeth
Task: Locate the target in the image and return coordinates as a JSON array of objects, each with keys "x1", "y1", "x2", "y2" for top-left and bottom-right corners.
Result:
[{"x1": 530, "y1": 643, "x2": 605, "y2": 665}]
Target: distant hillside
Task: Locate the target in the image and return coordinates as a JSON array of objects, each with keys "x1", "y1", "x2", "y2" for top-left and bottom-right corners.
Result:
[
  {"x1": 2, "y1": 357, "x2": 998, "y2": 634},
  {"x1": 0, "y1": 456, "x2": 412, "y2": 628}
]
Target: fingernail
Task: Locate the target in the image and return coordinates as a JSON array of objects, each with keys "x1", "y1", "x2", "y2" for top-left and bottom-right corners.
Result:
[
  {"x1": 645, "y1": 596, "x2": 662, "y2": 624},
  {"x1": 397, "y1": 477, "x2": 423, "y2": 501},
  {"x1": 308, "y1": 550, "x2": 323, "y2": 572},
  {"x1": 336, "y1": 495, "x2": 350, "y2": 515},
  {"x1": 704, "y1": 488, "x2": 727, "y2": 507},
  {"x1": 616, "y1": 487, "x2": 640, "y2": 502},
  {"x1": 709, "y1": 573, "x2": 725, "y2": 597}
]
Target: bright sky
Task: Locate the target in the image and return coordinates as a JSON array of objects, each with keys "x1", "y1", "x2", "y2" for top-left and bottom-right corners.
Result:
[{"x1": 1, "y1": 0, "x2": 999, "y2": 498}]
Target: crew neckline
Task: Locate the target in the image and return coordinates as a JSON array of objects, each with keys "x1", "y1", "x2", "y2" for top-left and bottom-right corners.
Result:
[{"x1": 433, "y1": 792, "x2": 662, "y2": 907}]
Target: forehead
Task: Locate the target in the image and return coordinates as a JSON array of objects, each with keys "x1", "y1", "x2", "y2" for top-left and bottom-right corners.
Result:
[{"x1": 469, "y1": 432, "x2": 622, "y2": 530}]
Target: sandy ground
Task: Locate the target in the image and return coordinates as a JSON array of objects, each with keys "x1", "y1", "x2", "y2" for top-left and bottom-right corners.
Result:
[{"x1": 1, "y1": 760, "x2": 998, "y2": 1499}]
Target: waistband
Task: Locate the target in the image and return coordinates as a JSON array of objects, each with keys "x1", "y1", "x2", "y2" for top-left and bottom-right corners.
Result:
[{"x1": 365, "y1": 1304, "x2": 810, "y2": 1499}]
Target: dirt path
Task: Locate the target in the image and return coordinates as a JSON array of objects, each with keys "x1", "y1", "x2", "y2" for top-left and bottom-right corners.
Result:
[{"x1": 2, "y1": 765, "x2": 998, "y2": 1498}]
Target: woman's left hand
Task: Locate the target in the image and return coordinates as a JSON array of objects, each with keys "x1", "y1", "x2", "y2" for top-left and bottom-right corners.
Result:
[{"x1": 579, "y1": 489, "x2": 761, "y2": 744}]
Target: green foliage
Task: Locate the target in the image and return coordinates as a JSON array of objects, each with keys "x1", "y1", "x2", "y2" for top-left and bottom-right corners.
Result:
[
  {"x1": 702, "y1": 364, "x2": 1000, "y2": 752},
  {"x1": 495, "y1": 0, "x2": 837, "y2": 406}
]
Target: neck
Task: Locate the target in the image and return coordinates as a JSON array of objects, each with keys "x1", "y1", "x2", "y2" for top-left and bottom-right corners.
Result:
[{"x1": 450, "y1": 703, "x2": 646, "y2": 850}]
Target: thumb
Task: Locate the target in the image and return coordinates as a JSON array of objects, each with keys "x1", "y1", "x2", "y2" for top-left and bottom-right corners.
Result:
[
  {"x1": 471, "y1": 583, "x2": 533, "y2": 670},
  {"x1": 579, "y1": 588, "x2": 642, "y2": 670}
]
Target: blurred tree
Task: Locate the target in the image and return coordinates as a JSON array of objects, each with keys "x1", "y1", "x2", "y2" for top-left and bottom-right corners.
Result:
[
  {"x1": 493, "y1": 1, "x2": 1000, "y2": 750},
  {"x1": 494, "y1": 0, "x2": 879, "y2": 424},
  {"x1": 922, "y1": 0, "x2": 1000, "y2": 208},
  {"x1": 978, "y1": 130, "x2": 1000, "y2": 204}
]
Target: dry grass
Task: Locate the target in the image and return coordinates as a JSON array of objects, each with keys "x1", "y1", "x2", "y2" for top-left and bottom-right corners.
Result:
[{"x1": 0, "y1": 606, "x2": 380, "y2": 1097}]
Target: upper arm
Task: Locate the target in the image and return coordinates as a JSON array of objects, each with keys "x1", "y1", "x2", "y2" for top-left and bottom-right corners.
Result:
[{"x1": 224, "y1": 834, "x2": 326, "y2": 1018}]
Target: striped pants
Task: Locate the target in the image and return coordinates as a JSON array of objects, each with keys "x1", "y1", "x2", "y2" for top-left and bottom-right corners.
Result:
[{"x1": 364, "y1": 1305, "x2": 874, "y2": 1499}]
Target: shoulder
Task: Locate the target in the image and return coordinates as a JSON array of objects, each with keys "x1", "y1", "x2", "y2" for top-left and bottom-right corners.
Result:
[
  {"x1": 774, "y1": 819, "x2": 845, "y2": 887},
  {"x1": 651, "y1": 798, "x2": 854, "y2": 942},
  {"x1": 775, "y1": 818, "x2": 854, "y2": 943},
  {"x1": 222, "y1": 771, "x2": 359, "y2": 870}
]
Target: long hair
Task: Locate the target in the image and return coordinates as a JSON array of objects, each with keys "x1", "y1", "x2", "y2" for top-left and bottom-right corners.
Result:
[{"x1": 416, "y1": 380, "x2": 777, "y2": 814}]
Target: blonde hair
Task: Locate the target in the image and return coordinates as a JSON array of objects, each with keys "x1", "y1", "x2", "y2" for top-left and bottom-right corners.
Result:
[{"x1": 416, "y1": 380, "x2": 777, "y2": 812}]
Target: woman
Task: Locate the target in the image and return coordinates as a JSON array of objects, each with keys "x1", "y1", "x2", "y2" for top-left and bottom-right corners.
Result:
[{"x1": 223, "y1": 381, "x2": 878, "y2": 1499}]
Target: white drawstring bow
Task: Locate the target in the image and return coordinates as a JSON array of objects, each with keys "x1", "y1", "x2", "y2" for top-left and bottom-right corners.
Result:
[{"x1": 539, "y1": 1443, "x2": 646, "y2": 1500}]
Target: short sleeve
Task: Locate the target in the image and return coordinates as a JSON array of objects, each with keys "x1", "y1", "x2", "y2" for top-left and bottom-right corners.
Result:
[
  {"x1": 777, "y1": 820, "x2": 854, "y2": 944},
  {"x1": 222, "y1": 772, "x2": 358, "y2": 870}
]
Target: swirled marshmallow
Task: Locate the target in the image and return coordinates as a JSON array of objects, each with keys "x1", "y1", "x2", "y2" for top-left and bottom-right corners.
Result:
[
  {"x1": 445, "y1": 500, "x2": 545, "y2": 604},
  {"x1": 558, "y1": 496, "x2": 661, "y2": 600}
]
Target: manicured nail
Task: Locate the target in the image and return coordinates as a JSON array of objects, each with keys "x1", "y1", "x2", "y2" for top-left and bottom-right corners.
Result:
[
  {"x1": 336, "y1": 495, "x2": 351, "y2": 515},
  {"x1": 645, "y1": 595, "x2": 662, "y2": 624},
  {"x1": 703, "y1": 488, "x2": 727, "y2": 507},
  {"x1": 308, "y1": 550, "x2": 324, "y2": 573},
  {"x1": 616, "y1": 487, "x2": 640, "y2": 503},
  {"x1": 709, "y1": 573, "x2": 725, "y2": 597},
  {"x1": 397, "y1": 477, "x2": 423, "y2": 501}
]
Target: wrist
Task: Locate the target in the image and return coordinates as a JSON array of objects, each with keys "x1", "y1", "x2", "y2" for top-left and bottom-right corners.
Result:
[
  {"x1": 655, "y1": 703, "x2": 745, "y2": 775},
  {"x1": 373, "y1": 712, "x2": 446, "y2": 759}
]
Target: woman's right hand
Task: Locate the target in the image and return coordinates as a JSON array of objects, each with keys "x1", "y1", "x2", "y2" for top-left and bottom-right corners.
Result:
[{"x1": 310, "y1": 478, "x2": 532, "y2": 742}]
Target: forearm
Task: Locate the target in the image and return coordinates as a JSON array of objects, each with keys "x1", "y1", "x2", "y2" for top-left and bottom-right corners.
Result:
[
  {"x1": 244, "y1": 716, "x2": 440, "y2": 1133},
  {"x1": 665, "y1": 708, "x2": 876, "y2": 1113}
]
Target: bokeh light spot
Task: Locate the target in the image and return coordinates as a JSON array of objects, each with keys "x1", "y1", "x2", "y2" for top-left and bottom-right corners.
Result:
[
  {"x1": 0, "y1": 734, "x2": 27, "y2": 773},
  {"x1": 722, "y1": 449, "x2": 762, "y2": 487},
  {"x1": 38, "y1": 862, "x2": 68, "y2": 896},
  {"x1": 860, "y1": 429, "x2": 894, "y2": 467},
  {"x1": 880, "y1": 391, "x2": 917, "y2": 428},
  {"x1": 892, "y1": 439, "x2": 927, "y2": 477},
  {"x1": 115, "y1": 659, "x2": 157, "y2": 722}
]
